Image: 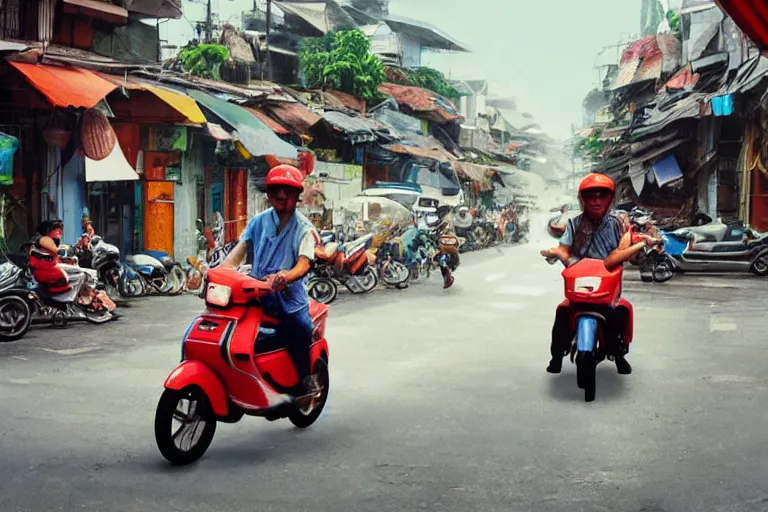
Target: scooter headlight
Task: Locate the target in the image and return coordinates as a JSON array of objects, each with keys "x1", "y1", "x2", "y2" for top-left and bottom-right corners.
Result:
[
  {"x1": 574, "y1": 277, "x2": 601, "y2": 293},
  {"x1": 205, "y1": 283, "x2": 231, "y2": 307}
]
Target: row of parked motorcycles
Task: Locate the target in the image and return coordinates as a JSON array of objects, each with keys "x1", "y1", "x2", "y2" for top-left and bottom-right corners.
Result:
[
  {"x1": 305, "y1": 204, "x2": 463, "y2": 304},
  {"x1": 547, "y1": 206, "x2": 768, "y2": 282},
  {"x1": 454, "y1": 205, "x2": 530, "y2": 253},
  {"x1": 0, "y1": 216, "x2": 196, "y2": 343}
]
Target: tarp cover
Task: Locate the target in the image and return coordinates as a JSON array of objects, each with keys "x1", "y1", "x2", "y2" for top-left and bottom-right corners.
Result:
[
  {"x1": 9, "y1": 62, "x2": 117, "y2": 109},
  {"x1": 188, "y1": 89, "x2": 297, "y2": 159}
]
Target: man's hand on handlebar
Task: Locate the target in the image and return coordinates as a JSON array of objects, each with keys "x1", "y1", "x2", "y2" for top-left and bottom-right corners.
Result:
[{"x1": 264, "y1": 271, "x2": 289, "y2": 293}]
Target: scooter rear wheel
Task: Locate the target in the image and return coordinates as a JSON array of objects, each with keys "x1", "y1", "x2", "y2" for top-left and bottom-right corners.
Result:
[
  {"x1": 289, "y1": 357, "x2": 329, "y2": 428},
  {"x1": 155, "y1": 387, "x2": 217, "y2": 465}
]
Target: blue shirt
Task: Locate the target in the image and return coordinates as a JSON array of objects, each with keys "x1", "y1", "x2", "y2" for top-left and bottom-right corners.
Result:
[
  {"x1": 239, "y1": 209, "x2": 314, "y2": 316},
  {"x1": 560, "y1": 212, "x2": 623, "y2": 261}
]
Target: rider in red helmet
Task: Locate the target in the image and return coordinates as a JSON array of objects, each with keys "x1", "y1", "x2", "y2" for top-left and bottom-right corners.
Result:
[
  {"x1": 540, "y1": 173, "x2": 658, "y2": 375},
  {"x1": 222, "y1": 164, "x2": 321, "y2": 400}
]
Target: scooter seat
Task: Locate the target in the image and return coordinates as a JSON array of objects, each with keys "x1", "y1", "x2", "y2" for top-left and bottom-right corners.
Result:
[{"x1": 253, "y1": 302, "x2": 327, "y2": 355}]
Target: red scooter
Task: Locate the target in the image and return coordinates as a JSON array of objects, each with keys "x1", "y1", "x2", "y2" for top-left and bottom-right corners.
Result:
[
  {"x1": 154, "y1": 266, "x2": 330, "y2": 465},
  {"x1": 551, "y1": 258, "x2": 634, "y2": 402}
]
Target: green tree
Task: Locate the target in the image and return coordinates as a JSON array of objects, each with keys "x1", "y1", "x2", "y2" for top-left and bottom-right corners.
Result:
[
  {"x1": 299, "y1": 30, "x2": 385, "y2": 102},
  {"x1": 398, "y1": 67, "x2": 463, "y2": 101},
  {"x1": 177, "y1": 43, "x2": 231, "y2": 80}
]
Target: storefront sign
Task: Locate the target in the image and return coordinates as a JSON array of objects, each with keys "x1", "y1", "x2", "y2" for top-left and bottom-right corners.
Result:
[{"x1": 148, "y1": 126, "x2": 188, "y2": 152}]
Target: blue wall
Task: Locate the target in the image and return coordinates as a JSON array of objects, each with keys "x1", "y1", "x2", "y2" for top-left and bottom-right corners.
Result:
[{"x1": 61, "y1": 154, "x2": 86, "y2": 245}]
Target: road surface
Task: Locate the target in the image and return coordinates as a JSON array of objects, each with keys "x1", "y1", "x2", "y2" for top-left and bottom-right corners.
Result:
[{"x1": 1, "y1": 241, "x2": 766, "y2": 512}]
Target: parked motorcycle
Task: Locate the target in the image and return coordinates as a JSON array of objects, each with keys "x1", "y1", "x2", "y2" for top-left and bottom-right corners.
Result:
[
  {"x1": 153, "y1": 266, "x2": 330, "y2": 465},
  {"x1": 313, "y1": 233, "x2": 379, "y2": 294},
  {"x1": 661, "y1": 219, "x2": 768, "y2": 276},
  {"x1": 124, "y1": 251, "x2": 186, "y2": 296},
  {"x1": 548, "y1": 257, "x2": 634, "y2": 402},
  {"x1": 0, "y1": 256, "x2": 34, "y2": 341},
  {"x1": 24, "y1": 247, "x2": 117, "y2": 326}
]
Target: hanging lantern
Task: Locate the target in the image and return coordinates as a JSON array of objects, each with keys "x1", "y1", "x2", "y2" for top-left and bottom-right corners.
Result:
[{"x1": 80, "y1": 109, "x2": 116, "y2": 161}]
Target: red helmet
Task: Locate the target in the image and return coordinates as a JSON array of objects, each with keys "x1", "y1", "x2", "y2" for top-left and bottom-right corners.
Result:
[
  {"x1": 266, "y1": 164, "x2": 304, "y2": 190},
  {"x1": 578, "y1": 173, "x2": 615, "y2": 195}
]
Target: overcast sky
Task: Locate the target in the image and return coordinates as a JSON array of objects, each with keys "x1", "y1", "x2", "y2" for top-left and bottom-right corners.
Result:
[{"x1": 165, "y1": 1, "x2": 685, "y2": 139}]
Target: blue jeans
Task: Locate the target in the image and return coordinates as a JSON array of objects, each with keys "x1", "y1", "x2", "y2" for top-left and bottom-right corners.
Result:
[{"x1": 276, "y1": 306, "x2": 313, "y2": 380}]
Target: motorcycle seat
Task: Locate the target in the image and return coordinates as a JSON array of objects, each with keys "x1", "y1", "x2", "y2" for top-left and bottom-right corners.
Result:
[{"x1": 254, "y1": 301, "x2": 328, "y2": 355}]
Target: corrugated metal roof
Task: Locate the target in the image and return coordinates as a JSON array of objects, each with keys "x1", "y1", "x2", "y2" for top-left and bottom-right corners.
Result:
[
  {"x1": 265, "y1": 101, "x2": 323, "y2": 136},
  {"x1": 319, "y1": 110, "x2": 377, "y2": 143},
  {"x1": 273, "y1": 1, "x2": 357, "y2": 35},
  {"x1": 245, "y1": 107, "x2": 290, "y2": 135},
  {"x1": 385, "y1": 14, "x2": 470, "y2": 53},
  {"x1": 378, "y1": 83, "x2": 463, "y2": 124}
]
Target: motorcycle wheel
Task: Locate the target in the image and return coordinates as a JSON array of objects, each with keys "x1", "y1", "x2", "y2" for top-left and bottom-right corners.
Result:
[
  {"x1": 0, "y1": 296, "x2": 32, "y2": 342},
  {"x1": 154, "y1": 387, "x2": 217, "y2": 466},
  {"x1": 289, "y1": 357, "x2": 329, "y2": 428},
  {"x1": 653, "y1": 258, "x2": 675, "y2": 283},
  {"x1": 119, "y1": 274, "x2": 145, "y2": 297},
  {"x1": 358, "y1": 267, "x2": 379, "y2": 293},
  {"x1": 575, "y1": 351, "x2": 596, "y2": 402},
  {"x1": 381, "y1": 261, "x2": 410, "y2": 288},
  {"x1": 750, "y1": 253, "x2": 768, "y2": 276},
  {"x1": 307, "y1": 277, "x2": 338, "y2": 305},
  {"x1": 162, "y1": 264, "x2": 186, "y2": 296}
]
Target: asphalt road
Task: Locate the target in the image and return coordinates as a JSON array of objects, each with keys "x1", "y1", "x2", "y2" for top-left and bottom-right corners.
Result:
[{"x1": 1, "y1": 239, "x2": 767, "y2": 512}]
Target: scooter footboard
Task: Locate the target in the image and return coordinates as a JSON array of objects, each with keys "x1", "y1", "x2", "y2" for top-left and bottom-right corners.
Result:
[
  {"x1": 164, "y1": 360, "x2": 229, "y2": 417},
  {"x1": 575, "y1": 316, "x2": 599, "y2": 352}
]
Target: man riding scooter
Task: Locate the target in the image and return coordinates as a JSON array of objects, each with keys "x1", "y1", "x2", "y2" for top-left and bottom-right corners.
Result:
[
  {"x1": 221, "y1": 164, "x2": 321, "y2": 401},
  {"x1": 540, "y1": 174, "x2": 659, "y2": 375}
]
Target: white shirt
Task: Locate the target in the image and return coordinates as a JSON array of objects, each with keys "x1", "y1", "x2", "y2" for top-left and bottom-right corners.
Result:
[{"x1": 299, "y1": 231, "x2": 315, "y2": 261}]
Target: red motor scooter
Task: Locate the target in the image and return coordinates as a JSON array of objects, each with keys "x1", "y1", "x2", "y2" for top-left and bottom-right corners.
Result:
[
  {"x1": 551, "y1": 258, "x2": 634, "y2": 402},
  {"x1": 154, "y1": 266, "x2": 330, "y2": 465}
]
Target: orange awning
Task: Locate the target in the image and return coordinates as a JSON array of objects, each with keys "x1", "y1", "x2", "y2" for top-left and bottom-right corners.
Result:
[{"x1": 9, "y1": 62, "x2": 117, "y2": 109}]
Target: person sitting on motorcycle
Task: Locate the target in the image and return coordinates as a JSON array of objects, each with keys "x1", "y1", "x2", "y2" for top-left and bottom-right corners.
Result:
[
  {"x1": 28, "y1": 220, "x2": 96, "y2": 305},
  {"x1": 221, "y1": 164, "x2": 320, "y2": 400},
  {"x1": 540, "y1": 173, "x2": 658, "y2": 375}
]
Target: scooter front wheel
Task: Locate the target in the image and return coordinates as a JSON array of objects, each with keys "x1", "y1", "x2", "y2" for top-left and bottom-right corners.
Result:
[
  {"x1": 289, "y1": 357, "x2": 330, "y2": 428},
  {"x1": 155, "y1": 387, "x2": 217, "y2": 465},
  {"x1": 575, "y1": 351, "x2": 596, "y2": 402}
]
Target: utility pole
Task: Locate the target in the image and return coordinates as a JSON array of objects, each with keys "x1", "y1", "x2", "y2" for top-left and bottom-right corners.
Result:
[
  {"x1": 205, "y1": 0, "x2": 213, "y2": 43},
  {"x1": 265, "y1": 0, "x2": 273, "y2": 81}
]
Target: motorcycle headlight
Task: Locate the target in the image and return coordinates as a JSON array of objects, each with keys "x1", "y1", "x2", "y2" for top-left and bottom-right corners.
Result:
[
  {"x1": 574, "y1": 277, "x2": 601, "y2": 293},
  {"x1": 205, "y1": 283, "x2": 231, "y2": 307}
]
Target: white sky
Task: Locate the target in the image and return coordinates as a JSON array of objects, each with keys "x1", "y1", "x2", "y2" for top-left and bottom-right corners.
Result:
[{"x1": 163, "y1": 0, "x2": 685, "y2": 139}]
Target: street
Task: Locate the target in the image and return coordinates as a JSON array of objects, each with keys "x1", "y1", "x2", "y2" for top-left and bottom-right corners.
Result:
[{"x1": 1, "y1": 241, "x2": 767, "y2": 512}]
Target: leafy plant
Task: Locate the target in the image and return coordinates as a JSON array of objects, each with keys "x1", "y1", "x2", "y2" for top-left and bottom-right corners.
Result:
[
  {"x1": 299, "y1": 30, "x2": 385, "y2": 102},
  {"x1": 177, "y1": 43, "x2": 231, "y2": 80},
  {"x1": 399, "y1": 67, "x2": 464, "y2": 101}
]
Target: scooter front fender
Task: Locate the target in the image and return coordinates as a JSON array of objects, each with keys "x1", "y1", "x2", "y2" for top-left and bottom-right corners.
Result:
[
  {"x1": 163, "y1": 360, "x2": 229, "y2": 417},
  {"x1": 575, "y1": 315, "x2": 599, "y2": 352}
]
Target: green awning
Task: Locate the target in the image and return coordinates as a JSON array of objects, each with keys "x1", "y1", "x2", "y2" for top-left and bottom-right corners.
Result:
[{"x1": 187, "y1": 89, "x2": 297, "y2": 159}]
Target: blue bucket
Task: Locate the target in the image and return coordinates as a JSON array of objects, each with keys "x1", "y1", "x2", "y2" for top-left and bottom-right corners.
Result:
[
  {"x1": 712, "y1": 96, "x2": 724, "y2": 116},
  {"x1": 712, "y1": 95, "x2": 734, "y2": 117}
]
